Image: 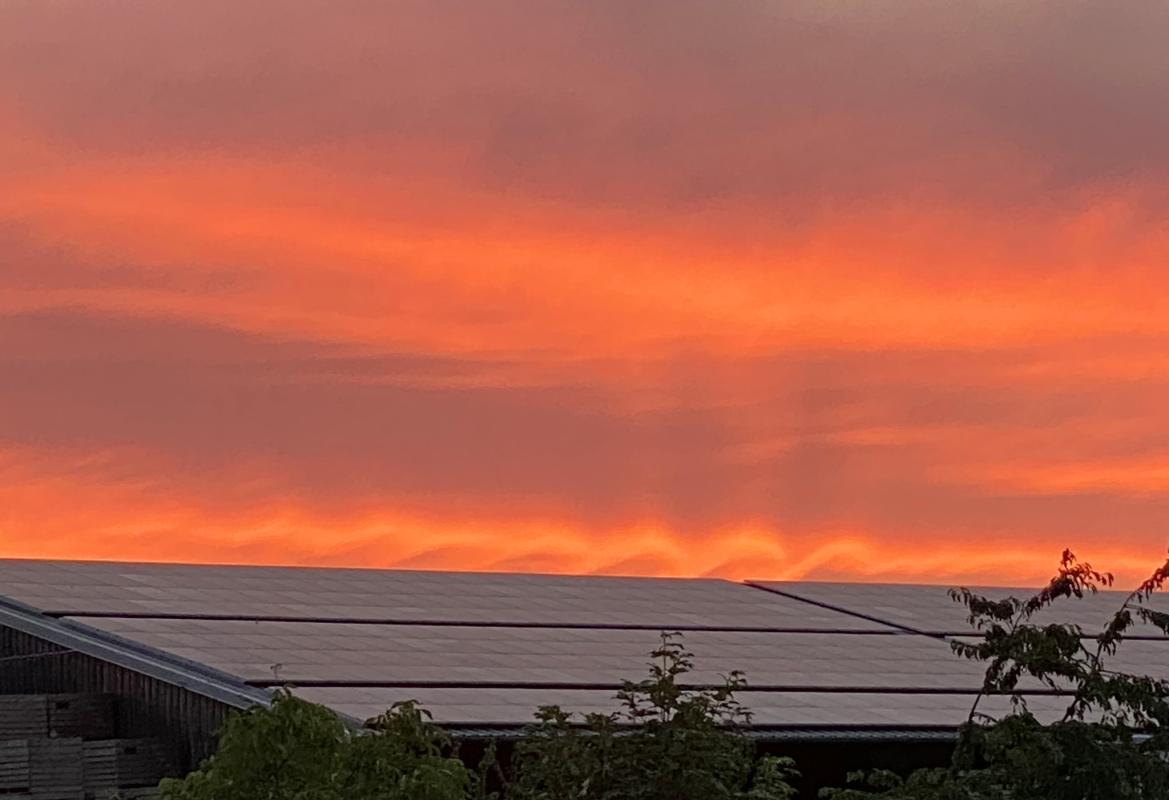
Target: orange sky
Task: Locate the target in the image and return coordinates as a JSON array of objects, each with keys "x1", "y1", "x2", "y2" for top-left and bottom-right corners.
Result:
[{"x1": 3, "y1": 1, "x2": 1169, "y2": 585}]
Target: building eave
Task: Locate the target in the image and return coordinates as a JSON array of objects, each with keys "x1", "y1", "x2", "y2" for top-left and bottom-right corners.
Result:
[{"x1": 0, "y1": 593, "x2": 271, "y2": 712}]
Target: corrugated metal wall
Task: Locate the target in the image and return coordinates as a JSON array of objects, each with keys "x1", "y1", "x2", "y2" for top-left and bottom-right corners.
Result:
[{"x1": 0, "y1": 624, "x2": 232, "y2": 770}]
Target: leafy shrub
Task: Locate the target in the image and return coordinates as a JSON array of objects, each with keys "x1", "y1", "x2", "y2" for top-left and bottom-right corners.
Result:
[
  {"x1": 507, "y1": 632, "x2": 798, "y2": 800},
  {"x1": 159, "y1": 635, "x2": 794, "y2": 800},
  {"x1": 823, "y1": 550, "x2": 1169, "y2": 800},
  {"x1": 159, "y1": 691, "x2": 475, "y2": 800}
]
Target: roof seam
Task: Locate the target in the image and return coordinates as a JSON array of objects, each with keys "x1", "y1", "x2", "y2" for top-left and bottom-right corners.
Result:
[
  {"x1": 253, "y1": 679, "x2": 1077, "y2": 695},
  {"x1": 51, "y1": 611, "x2": 908, "y2": 635},
  {"x1": 742, "y1": 581, "x2": 946, "y2": 639}
]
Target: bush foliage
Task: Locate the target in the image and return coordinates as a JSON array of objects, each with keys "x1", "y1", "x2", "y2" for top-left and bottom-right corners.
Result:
[
  {"x1": 507, "y1": 633, "x2": 798, "y2": 800},
  {"x1": 159, "y1": 693, "x2": 474, "y2": 800},
  {"x1": 159, "y1": 633, "x2": 795, "y2": 800},
  {"x1": 823, "y1": 550, "x2": 1169, "y2": 800}
]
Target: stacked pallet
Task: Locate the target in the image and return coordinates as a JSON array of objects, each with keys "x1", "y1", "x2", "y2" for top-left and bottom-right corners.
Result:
[
  {"x1": 82, "y1": 739, "x2": 171, "y2": 796},
  {"x1": 0, "y1": 696, "x2": 49, "y2": 739},
  {"x1": 0, "y1": 695, "x2": 115, "y2": 741},
  {"x1": 91, "y1": 788, "x2": 161, "y2": 800},
  {"x1": 47, "y1": 696, "x2": 115, "y2": 740},
  {"x1": 30, "y1": 738, "x2": 84, "y2": 800},
  {"x1": 0, "y1": 738, "x2": 32, "y2": 792},
  {"x1": 0, "y1": 737, "x2": 170, "y2": 799},
  {"x1": 0, "y1": 738, "x2": 85, "y2": 799},
  {"x1": 1, "y1": 693, "x2": 172, "y2": 798}
]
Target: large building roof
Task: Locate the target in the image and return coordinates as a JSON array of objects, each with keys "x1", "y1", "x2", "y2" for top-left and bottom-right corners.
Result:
[{"x1": 2, "y1": 559, "x2": 1166, "y2": 738}]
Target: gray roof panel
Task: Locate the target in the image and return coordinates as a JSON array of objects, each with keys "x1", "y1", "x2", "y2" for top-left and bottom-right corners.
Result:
[
  {"x1": 73, "y1": 617, "x2": 984, "y2": 688},
  {"x1": 757, "y1": 581, "x2": 1169, "y2": 636},
  {"x1": 291, "y1": 686, "x2": 1077, "y2": 727},
  {"x1": 0, "y1": 559, "x2": 885, "y2": 630}
]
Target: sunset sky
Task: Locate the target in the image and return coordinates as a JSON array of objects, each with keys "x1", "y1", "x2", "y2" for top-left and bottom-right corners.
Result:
[{"x1": 2, "y1": 1, "x2": 1169, "y2": 584}]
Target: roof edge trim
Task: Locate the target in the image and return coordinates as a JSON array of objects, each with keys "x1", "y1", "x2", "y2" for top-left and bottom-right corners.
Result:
[{"x1": 0, "y1": 593, "x2": 271, "y2": 711}]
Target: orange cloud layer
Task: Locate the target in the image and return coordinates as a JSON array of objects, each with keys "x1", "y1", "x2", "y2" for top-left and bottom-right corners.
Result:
[
  {"x1": 2, "y1": 456, "x2": 1160, "y2": 587},
  {"x1": 5, "y1": 153, "x2": 1168, "y2": 372},
  {"x1": 3, "y1": 1, "x2": 1169, "y2": 584},
  {"x1": 2, "y1": 445, "x2": 1166, "y2": 587}
]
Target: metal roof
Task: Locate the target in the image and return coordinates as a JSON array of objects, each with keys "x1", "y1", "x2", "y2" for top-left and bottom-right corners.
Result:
[
  {"x1": 74, "y1": 617, "x2": 982, "y2": 688},
  {"x1": 757, "y1": 580, "x2": 1169, "y2": 637},
  {"x1": 3, "y1": 558, "x2": 1167, "y2": 740},
  {"x1": 0, "y1": 559, "x2": 884, "y2": 630},
  {"x1": 291, "y1": 686, "x2": 1078, "y2": 728}
]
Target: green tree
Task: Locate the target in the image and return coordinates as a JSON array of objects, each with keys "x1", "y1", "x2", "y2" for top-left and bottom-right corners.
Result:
[
  {"x1": 507, "y1": 632, "x2": 798, "y2": 800},
  {"x1": 823, "y1": 550, "x2": 1169, "y2": 800},
  {"x1": 160, "y1": 691, "x2": 475, "y2": 800}
]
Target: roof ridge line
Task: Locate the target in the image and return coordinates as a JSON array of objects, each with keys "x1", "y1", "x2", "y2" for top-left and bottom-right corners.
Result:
[{"x1": 0, "y1": 557, "x2": 740, "y2": 584}]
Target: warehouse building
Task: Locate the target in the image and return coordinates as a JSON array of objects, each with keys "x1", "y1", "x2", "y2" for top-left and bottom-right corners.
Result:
[{"x1": 2, "y1": 558, "x2": 1167, "y2": 796}]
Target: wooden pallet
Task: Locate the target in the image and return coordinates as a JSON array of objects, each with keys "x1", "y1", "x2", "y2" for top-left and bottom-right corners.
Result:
[
  {"x1": 31, "y1": 738, "x2": 83, "y2": 800},
  {"x1": 5, "y1": 738, "x2": 85, "y2": 800},
  {"x1": 46, "y1": 696, "x2": 115, "y2": 741},
  {"x1": 82, "y1": 739, "x2": 171, "y2": 793},
  {"x1": 0, "y1": 697, "x2": 48, "y2": 740},
  {"x1": 0, "y1": 738, "x2": 33, "y2": 791},
  {"x1": 0, "y1": 695, "x2": 116, "y2": 742},
  {"x1": 90, "y1": 788, "x2": 161, "y2": 800}
]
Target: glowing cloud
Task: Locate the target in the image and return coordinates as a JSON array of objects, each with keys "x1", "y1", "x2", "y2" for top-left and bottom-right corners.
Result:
[{"x1": 2, "y1": 0, "x2": 1168, "y2": 583}]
